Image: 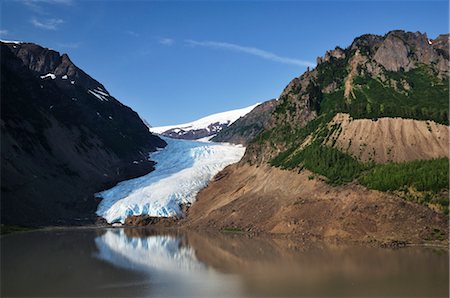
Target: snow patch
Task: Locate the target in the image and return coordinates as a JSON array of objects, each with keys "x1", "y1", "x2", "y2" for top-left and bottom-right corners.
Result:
[
  {"x1": 96, "y1": 137, "x2": 245, "y2": 223},
  {"x1": 0, "y1": 40, "x2": 24, "y2": 44},
  {"x1": 151, "y1": 103, "x2": 259, "y2": 135},
  {"x1": 40, "y1": 73, "x2": 56, "y2": 80},
  {"x1": 62, "y1": 75, "x2": 68, "y2": 79},
  {"x1": 95, "y1": 87, "x2": 109, "y2": 97},
  {"x1": 88, "y1": 89, "x2": 109, "y2": 101}
]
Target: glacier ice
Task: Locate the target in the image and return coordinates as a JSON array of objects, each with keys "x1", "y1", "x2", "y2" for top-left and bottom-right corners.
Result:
[{"x1": 96, "y1": 137, "x2": 245, "y2": 223}]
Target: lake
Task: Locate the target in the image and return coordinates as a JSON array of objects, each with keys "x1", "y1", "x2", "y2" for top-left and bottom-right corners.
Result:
[{"x1": 1, "y1": 228, "x2": 448, "y2": 297}]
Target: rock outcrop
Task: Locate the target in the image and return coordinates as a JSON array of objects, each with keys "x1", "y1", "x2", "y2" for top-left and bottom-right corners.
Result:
[
  {"x1": 211, "y1": 99, "x2": 277, "y2": 145},
  {"x1": 243, "y1": 30, "x2": 449, "y2": 165}
]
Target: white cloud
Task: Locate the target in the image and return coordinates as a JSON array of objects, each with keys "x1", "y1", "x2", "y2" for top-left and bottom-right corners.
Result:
[
  {"x1": 22, "y1": 0, "x2": 72, "y2": 14},
  {"x1": 185, "y1": 40, "x2": 315, "y2": 67},
  {"x1": 22, "y1": 0, "x2": 72, "y2": 7},
  {"x1": 31, "y1": 18, "x2": 64, "y2": 30},
  {"x1": 159, "y1": 38, "x2": 175, "y2": 46},
  {"x1": 0, "y1": 30, "x2": 9, "y2": 36}
]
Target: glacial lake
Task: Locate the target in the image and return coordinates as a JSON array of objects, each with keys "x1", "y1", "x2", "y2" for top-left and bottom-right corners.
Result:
[{"x1": 1, "y1": 228, "x2": 448, "y2": 297}]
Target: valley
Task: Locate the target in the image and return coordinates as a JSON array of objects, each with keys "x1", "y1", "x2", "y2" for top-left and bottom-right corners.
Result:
[
  {"x1": 2, "y1": 30, "x2": 449, "y2": 247},
  {"x1": 1, "y1": 1, "x2": 449, "y2": 295}
]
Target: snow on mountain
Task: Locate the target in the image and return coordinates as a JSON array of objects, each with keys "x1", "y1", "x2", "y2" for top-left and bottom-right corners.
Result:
[
  {"x1": 40, "y1": 73, "x2": 56, "y2": 80},
  {"x1": 96, "y1": 136, "x2": 245, "y2": 223},
  {"x1": 0, "y1": 40, "x2": 24, "y2": 44},
  {"x1": 150, "y1": 103, "x2": 259, "y2": 140}
]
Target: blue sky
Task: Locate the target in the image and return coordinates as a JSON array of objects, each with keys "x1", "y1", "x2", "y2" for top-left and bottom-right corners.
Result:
[{"x1": 1, "y1": 0, "x2": 448, "y2": 126}]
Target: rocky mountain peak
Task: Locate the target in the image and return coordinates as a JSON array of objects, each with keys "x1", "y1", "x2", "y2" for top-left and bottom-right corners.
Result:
[
  {"x1": 2, "y1": 41, "x2": 104, "y2": 91},
  {"x1": 244, "y1": 30, "x2": 449, "y2": 165},
  {"x1": 316, "y1": 47, "x2": 346, "y2": 64},
  {"x1": 373, "y1": 30, "x2": 436, "y2": 72}
]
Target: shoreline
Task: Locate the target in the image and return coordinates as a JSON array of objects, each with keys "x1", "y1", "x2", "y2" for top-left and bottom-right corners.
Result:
[{"x1": 2, "y1": 222, "x2": 448, "y2": 250}]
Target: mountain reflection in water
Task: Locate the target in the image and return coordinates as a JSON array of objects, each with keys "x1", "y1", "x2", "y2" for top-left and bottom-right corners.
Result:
[
  {"x1": 95, "y1": 229, "x2": 242, "y2": 298},
  {"x1": 1, "y1": 228, "x2": 448, "y2": 297}
]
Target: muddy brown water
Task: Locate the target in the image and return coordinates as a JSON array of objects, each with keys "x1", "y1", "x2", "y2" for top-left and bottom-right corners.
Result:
[{"x1": 1, "y1": 228, "x2": 448, "y2": 297}]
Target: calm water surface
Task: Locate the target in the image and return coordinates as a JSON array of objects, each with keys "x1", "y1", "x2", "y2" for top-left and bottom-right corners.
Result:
[{"x1": 1, "y1": 228, "x2": 448, "y2": 297}]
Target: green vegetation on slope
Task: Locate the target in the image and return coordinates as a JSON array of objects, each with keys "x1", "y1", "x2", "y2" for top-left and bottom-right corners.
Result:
[
  {"x1": 360, "y1": 158, "x2": 448, "y2": 192},
  {"x1": 320, "y1": 65, "x2": 449, "y2": 125},
  {"x1": 360, "y1": 158, "x2": 449, "y2": 214},
  {"x1": 249, "y1": 38, "x2": 449, "y2": 215},
  {"x1": 271, "y1": 141, "x2": 369, "y2": 185}
]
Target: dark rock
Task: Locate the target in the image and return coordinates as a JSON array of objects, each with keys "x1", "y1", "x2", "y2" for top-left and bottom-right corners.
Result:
[
  {"x1": 1, "y1": 41, "x2": 166, "y2": 226},
  {"x1": 211, "y1": 99, "x2": 277, "y2": 145}
]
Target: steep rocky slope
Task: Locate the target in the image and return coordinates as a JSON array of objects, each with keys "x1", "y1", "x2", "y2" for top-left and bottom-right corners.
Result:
[
  {"x1": 325, "y1": 113, "x2": 449, "y2": 163},
  {"x1": 245, "y1": 30, "x2": 449, "y2": 165},
  {"x1": 1, "y1": 41, "x2": 166, "y2": 226},
  {"x1": 211, "y1": 99, "x2": 277, "y2": 145},
  {"x1": 186, "y1": 31, "x2": 449, "y2": 243}
]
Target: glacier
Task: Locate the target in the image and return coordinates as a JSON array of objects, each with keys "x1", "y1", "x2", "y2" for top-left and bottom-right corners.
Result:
[{"x1": 96, "y1": 137, "x2": 245, "y2": 223}]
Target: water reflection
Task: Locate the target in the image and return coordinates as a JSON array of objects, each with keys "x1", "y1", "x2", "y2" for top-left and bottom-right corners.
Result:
[
  {"x1": 95, "y1": 229, "x2": 243, "y2": 298},
  {"x1": 1, "y1": 228, "x2": 448, "y2": 297},
  {"x1": 96, "y1": 229, "x2": 449, "y2": 298}
]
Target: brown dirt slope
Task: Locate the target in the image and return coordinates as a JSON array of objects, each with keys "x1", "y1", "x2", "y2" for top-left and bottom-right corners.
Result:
[
  {"x1": 184, "y1": 163, "x2": 448, "y2": 244},
  {"x1": 326, "y1": 113, "x2": 449, "y2": 163}
]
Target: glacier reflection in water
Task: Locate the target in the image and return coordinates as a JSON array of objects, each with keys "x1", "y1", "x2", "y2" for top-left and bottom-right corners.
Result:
[{"x1": 95, "y1": 229, "x2": 243, "y2": 298}]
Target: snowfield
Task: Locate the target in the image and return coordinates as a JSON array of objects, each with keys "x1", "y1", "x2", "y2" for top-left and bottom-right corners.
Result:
[
  {"x1": 150, "y1": 103, "x2": 259, "y2": 135},
  {"x1": 96, "y1": 137, "x2": 245, "y2": 223}
]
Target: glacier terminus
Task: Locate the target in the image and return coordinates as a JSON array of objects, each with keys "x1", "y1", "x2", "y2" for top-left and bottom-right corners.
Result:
[{"x1": 96, "y1": 137, "x2": 245, "y2": 223}]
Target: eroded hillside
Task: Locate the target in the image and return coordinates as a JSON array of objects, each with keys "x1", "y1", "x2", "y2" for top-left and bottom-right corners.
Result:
[{"x1": 185, "y1": 31, "x2": 449, "y2": 243}]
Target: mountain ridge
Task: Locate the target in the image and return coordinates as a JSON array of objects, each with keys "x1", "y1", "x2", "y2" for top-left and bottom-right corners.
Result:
[
  {"x1": 151, "y1": 103, "x2": 259, "y2": 140},
  {"x1": 1, "y1": 41, "x2": 166, "y2": 226},
  {"x1": 184, "y1": 30, "x2": 449, "y2": 243}
]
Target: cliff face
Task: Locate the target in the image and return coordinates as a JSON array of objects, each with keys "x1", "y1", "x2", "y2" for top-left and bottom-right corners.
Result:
[
  {"x1": 211, "y1": 99, "x2": 277, "y2": 145},
  {"x1": 243, "y1": 30, "x2": 449, "y2": 165},
  {"x1": 1, "y1": 42, "x2": 166, "y2": 226}
]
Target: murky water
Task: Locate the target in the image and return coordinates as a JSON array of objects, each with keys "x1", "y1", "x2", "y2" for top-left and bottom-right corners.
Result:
[{"x1": 1, "y1": 228, "x2": 448, "y2": 297}]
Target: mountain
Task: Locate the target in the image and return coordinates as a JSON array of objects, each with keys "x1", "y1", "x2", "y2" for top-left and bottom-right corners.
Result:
[
  {"x1": 185, "y1": 31, "x2": 449, "y2": 244},
  {"x1": 1, "y1": 41, "x2": 166, "y2": 226},
  {"x1": 150, "y1": 103, "x2": 259, "y2": 140},
  {"x1": 211, "y1": 99, "x2": 278, "y2": 145}
]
